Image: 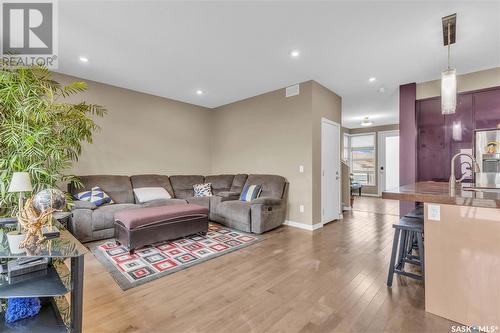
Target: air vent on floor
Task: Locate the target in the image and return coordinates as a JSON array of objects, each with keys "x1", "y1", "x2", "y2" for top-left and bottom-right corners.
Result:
[{"x1": 286, "y1": 84, "x2": 300, "y2": 97}]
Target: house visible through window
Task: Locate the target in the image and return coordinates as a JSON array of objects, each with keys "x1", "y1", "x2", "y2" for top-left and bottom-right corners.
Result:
[{"x1": 349, "y1": 133, "x2": 376, "y2": 186}]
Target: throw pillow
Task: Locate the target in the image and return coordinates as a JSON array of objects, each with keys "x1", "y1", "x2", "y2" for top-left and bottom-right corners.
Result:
[
  {"x1": 74, "y1": 186, "x2": 113, "y2": 207},
  {"x1": 239, "y1": 185, "x2": 262, "y2": 202},
  {"x1": 193, "y1": 183, "x2": 212, "y2": 197},
  {"x1": 133, "y1": 187, "x2": 172, "y2": 203}
]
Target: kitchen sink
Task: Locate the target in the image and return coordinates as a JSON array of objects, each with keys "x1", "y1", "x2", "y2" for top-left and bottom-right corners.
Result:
[{"x1": 462, "y1": 185, "x2": 500, "y2": 193}]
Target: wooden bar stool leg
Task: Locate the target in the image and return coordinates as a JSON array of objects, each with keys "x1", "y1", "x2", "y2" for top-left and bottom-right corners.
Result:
[
  {"x1": 417, "y1": 231, "x2": 425, "y2": 279},
  {"x1": 406, "y1": 231, "x2": 413, "y2": 256},
  {"x1": 397, "y1": 229, "x2": 408, "y2": 271},
  {"x1": 387, "y1": 228, "x2": 401, "y2": 287}
]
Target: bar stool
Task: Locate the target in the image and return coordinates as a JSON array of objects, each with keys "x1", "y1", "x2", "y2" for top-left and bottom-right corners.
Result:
[
  {"x1": 406, "y1": 206, "x2": 424, "y2": 248},
  {"x1": 405, "y1": 206, "x2": 423, "y2": 219},
  {"x1": 387, "y1": 215, "x2": 425, "y2": 287}
]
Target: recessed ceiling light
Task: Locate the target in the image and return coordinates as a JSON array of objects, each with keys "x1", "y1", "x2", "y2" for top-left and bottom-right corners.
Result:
[
  {"x1": 368, "y1": 77, "x2": 376, "y2": 82},
  {"x1": 360, "y1": 117, "x2": 374, "y2": 127},
  {"x1": 196, "y1": 90, "x2": 203, "y2": 95},
  {"x1": 79, "y1": 56, "x2": 88, "y2": 63},
  {"x1": 290, "y1": 50, "x2": 300, "y2": 58},
  {"x1": 377, "y1": 87, "x2": 385, "y2": 93}
]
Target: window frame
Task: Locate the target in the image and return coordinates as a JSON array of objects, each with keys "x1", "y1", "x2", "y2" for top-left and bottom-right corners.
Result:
[
  {"x1": 348, "y1": 132, "x2": 376, "y2": 186},
  {"x1": 343, "y1": 133, "x2": 351, "y2": 165}
]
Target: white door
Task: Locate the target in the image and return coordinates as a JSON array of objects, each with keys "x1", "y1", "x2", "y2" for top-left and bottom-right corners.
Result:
[
  {"x1": 378, "y1": 130, "x2": 400, "y2": 196},
  {"x1": 321, "y1": 118, "x2": 341, "y2": 223}
]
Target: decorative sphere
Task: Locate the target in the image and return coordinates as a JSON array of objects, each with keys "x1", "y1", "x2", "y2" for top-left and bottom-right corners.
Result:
[{"x1": 32, "y1": 188, "x2": 66, "y2": 213}]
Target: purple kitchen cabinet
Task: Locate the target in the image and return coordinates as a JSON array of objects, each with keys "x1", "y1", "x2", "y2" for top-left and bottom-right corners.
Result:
[
  {"x1": 474, "y1": 89, "x2": 500, "y2": 130},
  {"x1": 417, "y1": 98, "x2": 447, "y2": 181},
  {"x1": 445, "y1": 93, "x2": 474, "y2": 180}
]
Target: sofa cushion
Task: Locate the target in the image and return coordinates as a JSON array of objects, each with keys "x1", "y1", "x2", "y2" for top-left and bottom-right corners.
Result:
[
  {"x1": 217, "y1": 200, "x2": 251, "y2": 226},
  {"x1": 230, "y1": 174, "x2": 248, "y2": 193},
  {"x1": 169, "y1": 175, "x2": 205, "y2": 199},
  {"x1": 244, "y1": 174, "x2": 286, "y2": 199},
  {"x1": 186, "y1": 196, "x2": 210, "y2": 209},
  {"x1": 130, "y1": 174, "x2": 175, "y2": 198},
  {"x1": 141, "y1": 198, "x2": 187, "y2": 208},
  {"x1": 72, "y1": 200, "x2": 97, "y2": 210},
  {"x1": 92, "y1": 203, "x2": 141, "y2": 231},
  {"x1": 70, "y1": 175, "x2": 134, "y2": 204},
  {"x1": 133, "y1": 187, "x2": 171, "y2": 203},
  {"x1": 204, "y1": 175, "x2": 234, "y2": 195}
]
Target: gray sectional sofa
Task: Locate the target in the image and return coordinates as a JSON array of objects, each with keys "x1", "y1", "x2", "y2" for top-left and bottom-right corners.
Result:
[{"x1": 68, "y1": 174, "x2": 288, "y2": 242}]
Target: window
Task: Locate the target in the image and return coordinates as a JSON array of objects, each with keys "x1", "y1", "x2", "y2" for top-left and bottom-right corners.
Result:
[
  {"x1": 343, "y1": 133, "x2": 350, "y2": 164},
  {"x1": 349, "y1": 133, "x2": 376, "y2": 186}
]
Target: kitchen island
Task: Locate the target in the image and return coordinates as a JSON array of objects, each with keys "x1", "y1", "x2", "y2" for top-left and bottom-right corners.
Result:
[{"x1": 383, "y1": 181, "x2": 500, "y2": 328}]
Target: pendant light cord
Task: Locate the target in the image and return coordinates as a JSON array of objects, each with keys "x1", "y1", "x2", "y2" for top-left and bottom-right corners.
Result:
[{"x1": 447, "y1": 21, "x2": 451, "y2": 70}]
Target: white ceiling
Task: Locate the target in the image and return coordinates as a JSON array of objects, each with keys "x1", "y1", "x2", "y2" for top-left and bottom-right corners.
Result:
[{"x1": 57, "y1": 1, "x2": 500, "y2": 129}]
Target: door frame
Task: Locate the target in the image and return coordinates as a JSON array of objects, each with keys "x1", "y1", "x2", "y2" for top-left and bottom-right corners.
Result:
[
  {"x1": 377, "y1": 130, "x2": 400, "y2": 196},
  {"x1": 321, "y1": 117, "x2": 342, "y2": 224}
]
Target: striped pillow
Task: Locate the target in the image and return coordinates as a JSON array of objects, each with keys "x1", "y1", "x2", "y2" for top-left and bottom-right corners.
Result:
[{"x1": 239, "y1": 185, "x2": 262, "y2": 202}]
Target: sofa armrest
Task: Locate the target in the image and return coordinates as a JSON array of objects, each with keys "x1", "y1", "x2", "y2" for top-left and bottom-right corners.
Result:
[
  {"x1": 216, "y1": 191, "x2": 241, "y2": 202},
  {"x1": 251, "y1": 197, "x2": 282, "y2": 206},
  {"x1": 71, "y1": 200, "x2": 97, "y2": 210},
  {"x1": 69, "y1": 208, "x2": 93, "y2": 242},
  {"x1": 250, "y1": 198, "x2": 287, "y2": 234}
]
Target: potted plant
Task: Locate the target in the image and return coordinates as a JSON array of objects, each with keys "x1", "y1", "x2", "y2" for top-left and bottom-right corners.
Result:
[{"x1": 0, "y1": 63, "x2": 106, "y2": 218}]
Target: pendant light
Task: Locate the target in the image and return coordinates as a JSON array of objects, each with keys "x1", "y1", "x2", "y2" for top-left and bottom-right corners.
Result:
[{"x1": 441, "y1": 14, "x2": 457, "y2": 115}]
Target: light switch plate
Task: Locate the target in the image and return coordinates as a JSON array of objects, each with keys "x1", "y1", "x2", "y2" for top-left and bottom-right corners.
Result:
[
  {"x1": 299, "y1": 205, "x2": 304, "y2": 213},
  {"x1": 428, "y1": 204, "x2": 440, "y2": 221},
  {"x1": 299, "y1": 165, "x2": 304, "y2": 173}
]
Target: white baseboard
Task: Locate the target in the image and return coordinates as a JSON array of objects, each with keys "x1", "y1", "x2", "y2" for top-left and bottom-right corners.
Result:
[{"x1": 284, "y1": 220, "x2": 324, "y2": 231}]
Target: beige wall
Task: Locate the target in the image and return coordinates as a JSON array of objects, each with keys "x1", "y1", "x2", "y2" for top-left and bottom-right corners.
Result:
[
  {"x1": 347, "y1": 124, "x2": 399, "y2": 196},
  {"x1": 211, "y1": 81, "x2": 342, "y2": 226},
  {"x1": 57, "y1": 73, "x2": 342, "y2": 228},
  {"x1": 211, "y1": 82, "x2": 314, "y2": 225},
  {"x1": 53, "y1": 73, "x2": 212, "y2": 176},
  {"x1": 416, "y1": 67, "x2": 500, "y2": 100},
  {"x1": 311, "y1": 81, "x2": 342, "y2": 224}
]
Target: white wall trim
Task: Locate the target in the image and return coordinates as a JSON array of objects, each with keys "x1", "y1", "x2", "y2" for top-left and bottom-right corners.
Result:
[{"x1": 284, "y1": 220, "x2": 324, "y2": 231}]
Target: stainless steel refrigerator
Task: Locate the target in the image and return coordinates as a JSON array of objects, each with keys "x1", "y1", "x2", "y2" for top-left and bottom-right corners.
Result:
[{"x1": 475, "y1": 129, "x2": 500, "y2": 185}]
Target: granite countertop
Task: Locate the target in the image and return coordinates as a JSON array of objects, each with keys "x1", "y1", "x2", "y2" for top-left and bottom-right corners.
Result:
[{"x1": 382, "y1": 181, "x2": 500, "y2": 208}]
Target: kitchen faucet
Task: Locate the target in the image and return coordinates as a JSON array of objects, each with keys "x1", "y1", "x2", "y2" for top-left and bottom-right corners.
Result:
[{"x1": 449, "y1": 153, "x2": 481, "y2": 191}]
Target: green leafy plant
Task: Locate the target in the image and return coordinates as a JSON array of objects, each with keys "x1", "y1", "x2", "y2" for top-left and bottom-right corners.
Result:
[{"x1": 0, "y1": 64, "x2": 106, "y2": 216}]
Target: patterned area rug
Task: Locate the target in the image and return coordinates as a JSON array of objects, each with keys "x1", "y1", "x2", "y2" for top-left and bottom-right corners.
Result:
[{"x1": 90, "y1": 223, "x2": 262, "y2": 290}]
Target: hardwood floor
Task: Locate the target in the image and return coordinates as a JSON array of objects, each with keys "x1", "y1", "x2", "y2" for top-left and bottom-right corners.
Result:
[
  {"x1": 82, "y1": 198, "x2": 456, "y2": 333},
  {"x1": 350, "y1": 196, "x2": 400, "y2": 216}
]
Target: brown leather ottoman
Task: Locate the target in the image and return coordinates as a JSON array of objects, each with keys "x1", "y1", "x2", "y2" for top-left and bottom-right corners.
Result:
[{"x1": 114, "y1": 204, "x2": 209, "y2": 254}]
